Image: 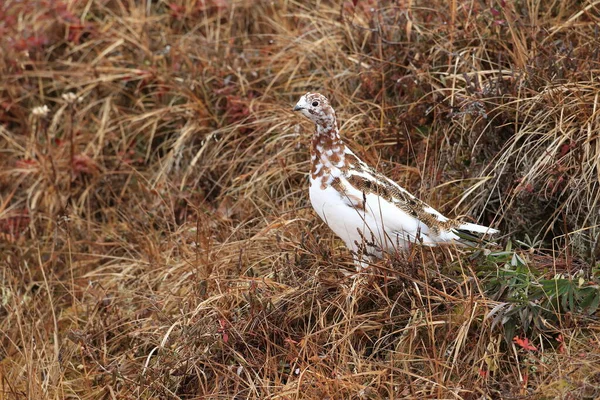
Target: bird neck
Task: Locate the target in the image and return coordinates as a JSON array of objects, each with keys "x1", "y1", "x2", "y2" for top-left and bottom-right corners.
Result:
[{"x1": 310, "y1": 118, "x2": 347, "y2": 180}]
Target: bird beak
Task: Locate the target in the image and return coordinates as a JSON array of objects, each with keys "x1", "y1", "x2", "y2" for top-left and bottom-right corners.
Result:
[{"x1": 293, "y1": 105, "x2": 303, "y2": 111}]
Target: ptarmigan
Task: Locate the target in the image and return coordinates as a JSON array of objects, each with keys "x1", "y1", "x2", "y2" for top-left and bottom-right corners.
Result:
[{"x1": 293, "y1": 92, "x2": 498, "y2": 269}]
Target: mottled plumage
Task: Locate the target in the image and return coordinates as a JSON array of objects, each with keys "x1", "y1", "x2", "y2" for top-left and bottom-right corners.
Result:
[{"x1": 293, "y1": 92, "x2": 498, "y2": 268}]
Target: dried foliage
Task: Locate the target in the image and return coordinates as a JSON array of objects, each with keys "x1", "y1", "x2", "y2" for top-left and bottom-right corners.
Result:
[{"x1": 1, "y1": 0, "x2": 600, "y2": 399}]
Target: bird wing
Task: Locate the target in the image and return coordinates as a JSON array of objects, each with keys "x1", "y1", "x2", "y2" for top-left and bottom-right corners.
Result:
[
  {"x1": 333, "y1": 169, "x2": 441, "y2": 245},
  {"x1": 340, "y1": 148, "x2": 497, "y2": 245}
]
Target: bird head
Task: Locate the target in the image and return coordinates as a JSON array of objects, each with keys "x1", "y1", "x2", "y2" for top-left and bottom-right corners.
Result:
[{"x1": 293, "y1": 92, "x2": 335, "y2": 126}]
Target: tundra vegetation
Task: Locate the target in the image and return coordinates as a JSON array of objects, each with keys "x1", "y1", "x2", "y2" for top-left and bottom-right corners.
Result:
[{"x1": 1, "y1": 0, "x2": 599, "y2": 398}]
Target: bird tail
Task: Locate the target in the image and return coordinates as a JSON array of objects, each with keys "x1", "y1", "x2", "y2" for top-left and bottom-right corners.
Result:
[{"x1": 452, "y1": 222, "x2": 499, "y2": 247}]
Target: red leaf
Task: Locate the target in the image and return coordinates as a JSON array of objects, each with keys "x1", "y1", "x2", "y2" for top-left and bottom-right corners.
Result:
[
  {"x1": 217, "y1": 318, "x2": 229, "y2": 343},
  {"x1": 513, "y1": 336, "x2": 537, "y2": 351},
  {"x1": 559, "y1": 143, "x2": 572, "y2": 158},
  {"x1": 72, "y1": 154, "x2": 96, "y2": 175},
  {"x1": 556, "y1": 334, "x2": 565, "y2": 353},
  {"x1": 15, "y1": 159, "x2": 38, "y2": 169}
]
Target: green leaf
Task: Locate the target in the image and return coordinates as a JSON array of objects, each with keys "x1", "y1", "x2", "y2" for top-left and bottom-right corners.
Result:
[
  {"x1": 580, "y1": 287, "x2": 600, "y2": 314},
  {"x1": 511, "y1": 252, "x2": 526, "y2": 267},
  {"x1": 503, "y1": 319, "x2": 516, "y2": 345}
]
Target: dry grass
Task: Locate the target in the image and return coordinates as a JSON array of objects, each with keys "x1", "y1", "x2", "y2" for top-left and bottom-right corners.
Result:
[{"x1": 1, "y1": 0, "x2": 600, "y2": 398}]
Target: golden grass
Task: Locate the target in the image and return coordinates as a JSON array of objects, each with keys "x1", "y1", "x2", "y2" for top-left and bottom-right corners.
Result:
[{"x1": 1, "y1": 0, "x2": 600, "y2": 398}]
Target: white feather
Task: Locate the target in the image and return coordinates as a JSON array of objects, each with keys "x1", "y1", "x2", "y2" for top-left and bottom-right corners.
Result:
[
  {"x1": 457, "y1": 222, "x2": 500, "y2": 235},
  {"x1": 310, "y1": 175, "x2": 441, "y2": 259},
  {"x1": 309, "y1": 170, "x2": 498, "y2": 264}
]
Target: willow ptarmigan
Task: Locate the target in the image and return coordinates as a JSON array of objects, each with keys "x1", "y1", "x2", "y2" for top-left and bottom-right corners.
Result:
[{"x1": 293, "y1": 92, "x2": 498, "y2": 268}]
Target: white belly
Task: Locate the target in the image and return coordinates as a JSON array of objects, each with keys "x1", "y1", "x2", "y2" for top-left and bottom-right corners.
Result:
[{"x1": 309, "y1": 179, "x2": 410, "y2": 257}]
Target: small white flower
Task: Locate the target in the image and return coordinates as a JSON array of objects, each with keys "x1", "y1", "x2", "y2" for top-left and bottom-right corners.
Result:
[
  {"x1": 62, "y1": 92, "x2": 82, "y2": 104},
  {"x1": 31, "y1": 105, "x2": 50, "y2": 117}
]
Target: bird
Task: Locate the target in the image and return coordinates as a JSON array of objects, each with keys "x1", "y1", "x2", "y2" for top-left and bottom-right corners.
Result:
[{"x1": 292, "y1": 92, "x2": 499, "y2": 269}]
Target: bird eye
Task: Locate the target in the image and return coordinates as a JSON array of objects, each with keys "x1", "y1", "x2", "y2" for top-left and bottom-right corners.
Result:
[{"x1": 312, "y1": 101, "x2": 319, "y2": 107}]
